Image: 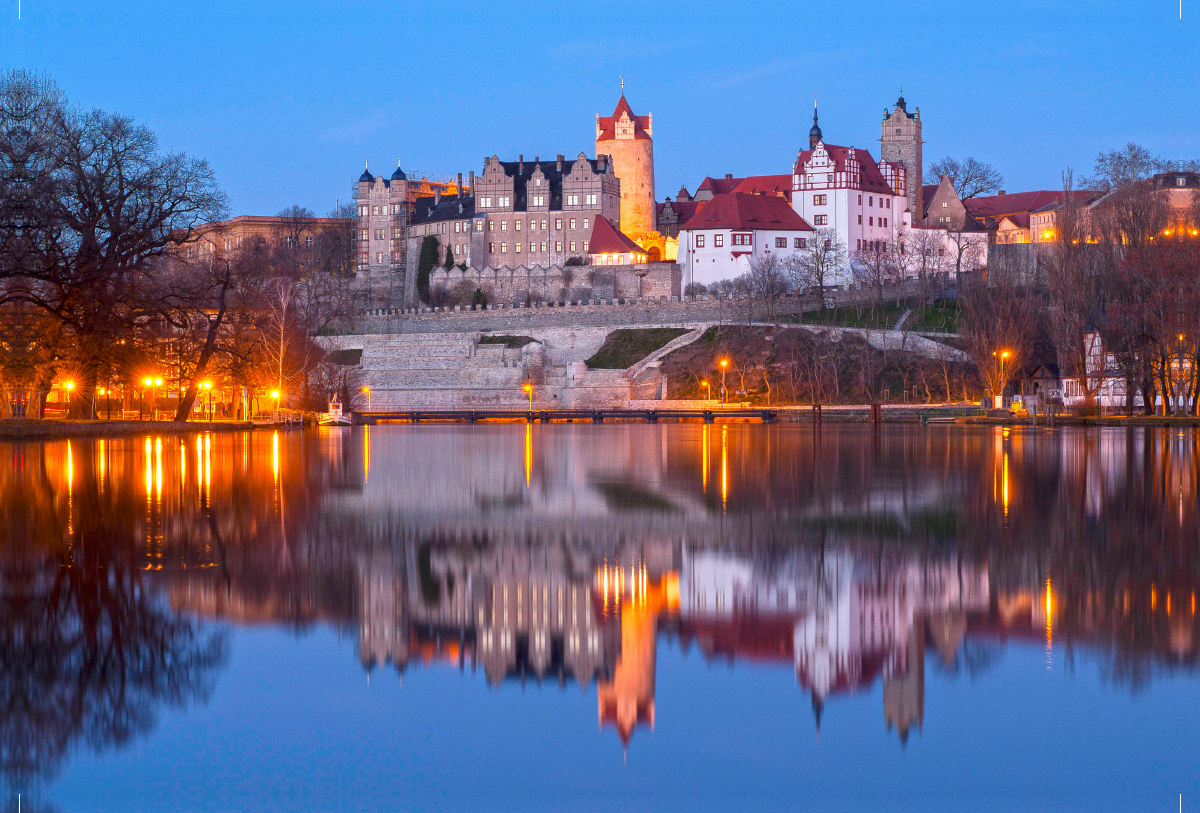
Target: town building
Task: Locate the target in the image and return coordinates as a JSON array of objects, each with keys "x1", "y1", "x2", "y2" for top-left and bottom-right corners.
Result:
[
  {"x1": 879, "y1": 94, "x2": 924, "y2": 221},
  {"x1": 677, "y1": 193, "x2": 814, "y2": 288},
  {"x1": 587, "y1": 216, "x2": 649, "y2": 265},
  {"x1": 596, "y1": 94, "x2": 656, "y2": 241},
  {"x1": 791, "y1": 105, "x2": 911, "y2": 268}
]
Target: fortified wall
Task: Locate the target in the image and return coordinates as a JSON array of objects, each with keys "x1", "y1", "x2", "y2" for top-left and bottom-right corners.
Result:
[{"x1": 426, "y1": 261, "x2": 681, "y2": 307}]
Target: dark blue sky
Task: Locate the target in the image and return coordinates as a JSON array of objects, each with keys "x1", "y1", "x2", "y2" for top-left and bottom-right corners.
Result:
[{"x1": 4, "y1": 0, "x2": 1195, "y2": 217}]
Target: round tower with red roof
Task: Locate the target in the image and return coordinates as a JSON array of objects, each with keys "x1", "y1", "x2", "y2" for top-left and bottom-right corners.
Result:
[{"x1": 595, "y1": 89, "x2": 656, "y2": 242}]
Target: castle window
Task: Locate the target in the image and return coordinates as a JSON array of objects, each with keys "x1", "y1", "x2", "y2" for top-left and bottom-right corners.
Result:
[
  {"x1": 1179, "y1": 177, "x2": 1188, "y2": 187},
  {"x1": 499, "y1": 196, "x2": 510, "y2": 207},
  {"x1": 555, "y1": 218, "x2": 562, "y2": 230},
  {"x1": 714, "y1": 234, "x2": 724, "y2": 247},
  {"x1": 942, "y1": 202, "x2": 948, "y2": 208},
  {"x1": 858, "y1": 215, "x2": 862, "y2": 225},
  {"x1": 868, "y1": 196, "x2": 874, "y2": 206},
  {"x1": 516, "y1": 243, "x2": 522, "y2": 253},
  {"x1": 555, "y1": 241, "x2": 563, "y2": 251},
  {"x1": 454, "y1": 222, "x2": 460, "y2": 233},
  {"x1": 488, "y1": 242, "x2": 495, "y2": 252},
  {"x1": 501, "y1": 242, "x2": 507, "y2": 253},
  {"x1": 306, "y1": 236, "x2": 313, "y2": 247},
  {"x1": 488, "y1": 221, "x2": 494, "y2": 232},
  {"x1": 869, "y1": 217, "x2": 874, "y2": 226},
  {"x1": 372, "y1": 206, "x2": 379, "y2": 215},
  {"x1": 570, "y1": 218, "x2": 576, "y2": 230},
  {"x1": 696, "y1": 235, "x2": 705, "y2": 248},
  {"x1": 360, "y1": 229, "x2": 368, "y2": 240},
  {"x1": 813, "y1": 194, "x2": 827, "y2": 206},
  {"x1": 796, "y1": 238, "x2": 806, "y2": 249},
  {"x1": 501, "y1": 221, "x2": 507, "y2": 231},
  {"x1": 586, "y1": 193, "x2": 598, "y2": 206},
  {"x1": 541, "y1": 219, "x2": 547, "y2": 230},
  {"x1": 475, "y1": 221, "x2": 483, "y2": 232},
  {"x1": 775, "y1": 237, "x2": 787, "y2": 248},
  {"x1": 896, "y1": 128, "x2": 901, "y2": 134},
  {"x1": 359, "y1": 206, "x2": 367, "y2": 216},
  {"x1": 814, "y1": 215, "x2": 828, "y2": 226},
  {"x1": 583, "y1": 241, "x2": 589, "y2": 251},
  {"x1": 540, "y1": 242, "x2": 547, "y2": 252},
  {"x1": 376, "y1": 253, "x2": 383, "y2": 263},
  {"x1": 858, "y1": 195, "x2": 862, "y2": 204},
  {"x1": 570, "y1": 241, "x2": 576, "y2": 252},
  {"x1": 480, "y1": 197, "x2": 492, "y2": 208}
]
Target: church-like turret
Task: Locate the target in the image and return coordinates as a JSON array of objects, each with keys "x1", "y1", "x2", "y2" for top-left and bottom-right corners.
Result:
[{"x1": 595, "y1": 85, "x2": 656, "y2": 240}]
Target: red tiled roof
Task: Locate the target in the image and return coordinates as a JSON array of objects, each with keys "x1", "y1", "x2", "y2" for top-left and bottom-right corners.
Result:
[
  {"x1": 732, "y1": 174, "x2": 793, "y2": 201},
  {"x1": 793, "y1": 144, "x2": 897, "y2": 195},
  {"x1": 596, "y1": 95, "x2": 651, "y2": 141},
  {"x1": 679, "y1": 193, "x2": 813, "y2": 232},
  {"x1": 962, "y1": 190, "x2": 1064, "y2": 220},
  {"x1": 921, "y1": 184, "x2": 940, "y2": 204},
  {"x1": 696, "y1": 175, "x2": 744, "y2": 196},
  {"x1": 999, "y1": 212, "x2": 1031, "y2": 229},
  {"x1": 587, "y1": 216, "x2": 644, "y2": 254}
]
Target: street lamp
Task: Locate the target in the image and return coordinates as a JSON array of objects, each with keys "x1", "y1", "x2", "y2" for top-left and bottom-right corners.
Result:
[
  {"x1": 993, "y1": 349, "x2": 1012, "y2": 406},
  {"x1": 719, "y1": 359, "x2": 729, "y2": 405},
  {"x1": 64, "y1": 381, "x2": 73, "y2": 414},
  {"x1": 143, "y1": 377, "x2": 157, "y2": 420},
  {"x1": 523, "y1": 383, "x2": 534, "y2": 411},
  {"x1": 700, "y1": 379, "x2": 710, "y2": 401},
  {"x1": 96, "y1": 387, "x2": 105, "y2": 420},
  {"x1": 201, "y1": 381, "x2": 213, "y2": 421},
  {"x1": 361, "y1": 386, "x2": 371, "y2": 409}
]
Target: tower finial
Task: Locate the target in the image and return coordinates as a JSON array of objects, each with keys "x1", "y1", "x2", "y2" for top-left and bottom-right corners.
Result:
[{"x1": 620, "y1": 75, "x2": 625, "y2": 96}]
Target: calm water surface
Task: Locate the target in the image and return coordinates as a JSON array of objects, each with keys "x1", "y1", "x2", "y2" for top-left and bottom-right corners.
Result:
[{"x1": 3, "y1": 424, "x2": 1200, "y2": 811}]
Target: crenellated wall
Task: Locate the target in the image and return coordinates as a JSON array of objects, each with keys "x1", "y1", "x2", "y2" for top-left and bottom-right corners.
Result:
[{"x1": 426, "y1": 262, "x2": 680, "y2": 307}]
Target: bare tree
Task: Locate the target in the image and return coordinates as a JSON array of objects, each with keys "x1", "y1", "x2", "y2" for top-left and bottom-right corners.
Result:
[
  {"x1": 1083, "y1": 142, "x2": 1171, "y2": 192},
  {"x1": 960, "y1": 256, "x2": 1037, "y2": 400},
  {"x1": 924, "y1": 157, "x2": 1004, "y2": 199},
  {"x1": 786, "y1": 227, "x2": 846, "y2": 311},
  {"x1": 746, "y1": 252, "x2": 791, "y2": 323}
]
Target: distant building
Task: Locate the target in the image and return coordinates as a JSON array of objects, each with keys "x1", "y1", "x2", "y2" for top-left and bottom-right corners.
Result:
[
  {"x1": 677, "y1": 193, "x2": 814, "y2": 287},
  {"x1": 596, "y1": 94, "x2": 656, "y2": 240},
  {"x1": 587, "y1": 216, "x2": 649, "y2": 265},
  {"x1": 879, "y1": 94, "x2": 924, "y2": 221}
]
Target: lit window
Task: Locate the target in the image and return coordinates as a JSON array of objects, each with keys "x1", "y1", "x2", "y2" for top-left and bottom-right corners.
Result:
[
  {"x1": 488, "y1": 242, "x2": 495, "y2": 252},
  {"x1": 586, "y1": 193, "x2": 598, "y2": 205},
  {"x1": 501, "y1": 242, "x2": 507, "y2": 252},
  {"x1": 942, "y1": 202, "x2": 948, "y2": 208},
  {"x1": 583, "y1": 240, "x2": 589, "y2": 251},
  {"x1": 540, "y1": 242, "x2": 547, "y2": 252},
  {"x1": 775, "y1": 237, "x2": 786, "y2": 248},
  {"x1": 501, "y1": 221, "x2": 508, "y2": 231},
  {"x1": 814, "y1": 215, "x2": 828, "y2": 226},
  {"x1": 515, "y1": 220, "x2": 522, "y2": 231},
  {"x1": 481, "y1": 197, "x2": 492, "y2": 208},
  {"x1": 583, "y1": 218, "x2": 590, "y2": 230},
  {"x1": 541, "y1": 219, "x2": 547, "y2": 230},
  {"x1": 555, "y1": 218, "x2": 562, "y2": 230},
  {"x1": 796, "y1": 238, "x2": 806, "y2": 248},
  {"x1": 715, "y1": 234, "x2": 724, "y2": 247},
  {"x1": 555, "y1": 240, "x2": 563, "y2": 251},
  {"x1": 499, "y1": 196, "x2": 510, "y2": 207},
  {"x1": 696, "y1": 234, "x2": 705, "y2": 248},
  {"x1": 475, "y1": 221, "x2": 483, "y2": 232},
  {"x1": 516, "y1": 243, "x2": 523, "y2": 252},
  {"x1": 570, "y1": 241, "x2": 576, "y2": 251},
  {"x1": 570, "y1": 218, "x2": 576, "y2": 229},
  {"x1": 813, "y1": 194, "x2": 827, "y2": 206}
]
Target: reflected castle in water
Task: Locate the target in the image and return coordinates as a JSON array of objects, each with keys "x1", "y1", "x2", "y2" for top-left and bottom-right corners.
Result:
[{"x1": 4, "y1": 421, "x2": 1200, "y2": 791}]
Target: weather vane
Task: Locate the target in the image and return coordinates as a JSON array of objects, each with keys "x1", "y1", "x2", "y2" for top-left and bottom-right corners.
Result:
[{"x1": 620, "y1": 75, "x2": 625, "y2": 95}]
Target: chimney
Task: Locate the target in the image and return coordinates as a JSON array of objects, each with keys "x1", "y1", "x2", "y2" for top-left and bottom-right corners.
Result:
[
  {"x1": 434, "y1": 189, "x2": 441, "y2": 205},
  {"x1": 519, "y1": 154, "x2": 524, "y2": 173},
  {"x1": 469, "y1": 171, "x2": 475, "y2": 194},
  {"x1": 999, "y1": 189, "x2": 1006, "y2": 196},
  {"x1": 556, "y1": 154, "x2": 563, "y2": 171},
  {"x1": 725, "y1": 173, "x2": 733, "y2": 180},
  {"x1": 456, "y1": 172, "x2": 463, "y2": 193}
]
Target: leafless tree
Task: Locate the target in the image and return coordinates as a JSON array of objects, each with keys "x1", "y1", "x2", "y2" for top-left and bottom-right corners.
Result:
[
  {"x1": 786, "y1": 227, "x2": 846, "y2": 310},
  {"x1": 960, "y1": 255, "x2": 1038, "y2": 400},
  {"x1": 746, "y1": 252, "x2": 791, "y2": 323},
  {"x1": 924, "y1": 157, "x2": 1004, "y2": 199}
]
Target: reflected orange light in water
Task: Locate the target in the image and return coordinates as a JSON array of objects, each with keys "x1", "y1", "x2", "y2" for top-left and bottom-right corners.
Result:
[
  {"x1": 364, "y1": 425, "x2": 371, "y2": 484},
  {"x1": 1002, "y1": 451, "x2": 1010, "y2": 517},
  {"x1": 701, "y1": 424, "x2": 710, "y2": 493},
  {"x1": 144, "y1": 438, "x2": 152, "y2": 495},
  {"x1": 66, "y1": 440, "x2": 73, "y2": 493},
  {"x1": 1045, "y1": 578, "x2": 1054, "y2": 667},
  {"x1": 98, "y1": 439, "x2": 105, "y2": 493},
  {"x1": 204, "y1": 433, "x2": 211, "y2": 501},
  {"x1": 155, "y1": 438, "x2": 163, "y2": 500},
  {"x1": 272, "y1": 431, "x2": 280, "y2": 484},
  {"x1": 524, "y1": 423, "x2": 532, "y2": 487},
  {"x1": 1152, "y1": 585, "x2": 1157, "y2": 612},
  {"x1": 720, "y1": 425, "x2": 728, "y2": 511}
]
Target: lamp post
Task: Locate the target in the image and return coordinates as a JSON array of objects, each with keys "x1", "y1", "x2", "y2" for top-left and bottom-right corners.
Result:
[
  {"x1": 143, "y1": 378, "x2": 152, "y2": 420},
  {"x1": 362, "y1": 386, "x2": 371, "y2": 409},
  {"x1": 96, "y1": 387, "x2": 104, "y2": 420},
  {"x1": 719, "y1": 359, "x2": 729, "y2": 405},
  {"x1": 700, "y1": 379, "x2": 710, "y2": 402},
  {"x1": 523, "y1": 383, "x2": 533, "y2": 411},
  {"x1": 64, "y1": 381, "x2": 73, "y2": 417},
  {"x1": 271, "y1": 390, "x2": 281, "y2": 419},
  {"x1": 202, "y1": 381, "x2": 213, "y2": 421}
]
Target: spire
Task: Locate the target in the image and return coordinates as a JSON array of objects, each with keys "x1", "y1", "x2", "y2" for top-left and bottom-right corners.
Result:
[
  {"x1": 808, "y1": 95, "x2": 823, "y2": 151},
  {"x1": 358, "y1": 160, "x2": 374, "y2": 184},
  {"x1": 620, "y1": 74, "x2": 625, "y2": 96}
]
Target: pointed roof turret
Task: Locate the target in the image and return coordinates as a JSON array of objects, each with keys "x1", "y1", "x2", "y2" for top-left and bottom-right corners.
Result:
[
  {"x1": 809, "y1": 96, "x2": 823, "y2": 150},
  {"x1": 358, "y1": 161, "x2": 374, "y2": 183},
  {"x1": 390, "y1": 158, "x2": 407, "y2": 181}
]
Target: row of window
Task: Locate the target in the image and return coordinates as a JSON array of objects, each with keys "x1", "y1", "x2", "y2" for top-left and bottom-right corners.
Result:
[
  {"x1": 858, "y1": 194, "x2": 891, "y2": 208},
  {"x1": 694, "y1": 235, "x2": 807, "y2": 249},
  {"x1": 565, "y1": 193, "x2": 600, "y2": 206},
  {"x1": 361, "y1": 204, "x2": 403, "y2": 216},
  {"x1": 478, "y1": 196, "x2": 512, "y2": 208},
  {"x1": 487, "y1": 241, "x2": 588, "y2": 254},
  {"x1": 856, "y1": 215, "x2": 889, "y2": 227},
  {"x1": 489, "y1": 217, "x2": 588, "y2": 232}
]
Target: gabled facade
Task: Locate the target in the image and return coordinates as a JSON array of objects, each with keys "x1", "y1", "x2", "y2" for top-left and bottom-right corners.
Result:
[{"x1": 678, "y1": 193, "x2": 814, "y2": 287}]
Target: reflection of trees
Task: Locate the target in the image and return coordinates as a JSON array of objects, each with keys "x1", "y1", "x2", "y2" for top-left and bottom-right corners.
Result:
[{"x1": 0, "y1": 442, "x2": 227, "y2": 798}]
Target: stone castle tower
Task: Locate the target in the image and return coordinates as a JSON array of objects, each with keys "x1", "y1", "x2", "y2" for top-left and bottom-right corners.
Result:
[
  {"x1": 355, "y1": 159, "x2": 410, "y2": 307},
  {"x1": 595, "y1": 92, "x2": 656, "y2": 240},
  {"x1": 880, "y1": 94, "x2": 923, "y2": 221}
]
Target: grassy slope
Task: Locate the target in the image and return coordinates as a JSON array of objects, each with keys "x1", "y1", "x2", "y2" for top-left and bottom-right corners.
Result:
[{"x1": 585, "y1": 328, "x2": 690, "y2": 369}]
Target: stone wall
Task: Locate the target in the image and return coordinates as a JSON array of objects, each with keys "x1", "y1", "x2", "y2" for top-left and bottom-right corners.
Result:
[{"x1": 425, "y1": 261, "x2": 680, "y2": 307}]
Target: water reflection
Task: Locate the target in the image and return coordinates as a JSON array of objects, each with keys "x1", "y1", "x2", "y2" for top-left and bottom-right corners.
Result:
[{"x1": 3, "y1": 425, "x2": 1200, "y2": 804}]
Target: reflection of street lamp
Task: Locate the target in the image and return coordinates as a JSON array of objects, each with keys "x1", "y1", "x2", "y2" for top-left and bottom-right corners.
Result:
[
  {"x1": 361, "y1": 386, "x2": 371, "y2": 409},
  {"x1": 523, "y1": 383, "x2": 534, "y2": 410},
  {"x1": 719, "y1": 359, "x2": 729, "y2": 405}
]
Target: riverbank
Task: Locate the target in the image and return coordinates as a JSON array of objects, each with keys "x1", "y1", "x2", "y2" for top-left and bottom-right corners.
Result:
[{"x1": 0, "y1": 419, "x2": 258, "y2": 441}]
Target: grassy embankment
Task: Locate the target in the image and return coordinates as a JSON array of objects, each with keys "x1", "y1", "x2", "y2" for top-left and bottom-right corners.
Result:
[{"x1": 585, "y1": 328, "x2": 691, "y2": 369}]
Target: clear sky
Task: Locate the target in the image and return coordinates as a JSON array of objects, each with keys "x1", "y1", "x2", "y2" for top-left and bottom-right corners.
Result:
[{"x1": 3, "y1": 0, "x2": 1196, "y2": 217}]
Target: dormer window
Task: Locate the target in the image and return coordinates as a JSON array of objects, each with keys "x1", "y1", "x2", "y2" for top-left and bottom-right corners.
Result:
[{"x1": 1178, "y1": 176, "x2": 1187, "y2": 187}]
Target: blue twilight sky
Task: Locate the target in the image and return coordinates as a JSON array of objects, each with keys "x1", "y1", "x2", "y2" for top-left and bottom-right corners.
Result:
[{"x1": 2, "y1": 0, "x2": 1196, "y2": 218}]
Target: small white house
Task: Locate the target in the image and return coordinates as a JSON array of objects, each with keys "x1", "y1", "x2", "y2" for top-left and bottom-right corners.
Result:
[{"x1": 678, "y1": 193, "x2": 814, "y2": 288}]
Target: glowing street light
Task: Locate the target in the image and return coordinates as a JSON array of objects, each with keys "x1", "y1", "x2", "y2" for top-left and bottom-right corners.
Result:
[
  {"x1": 361, "y1": 385, "x2": 372, "y2": 409},
  {"x1": 719, "y1": 358, "x2": 730, "y2": 405},
  {"x1": 523, "y1": 383, "x2": 534, "y2": 411},
  {"x1": 143, "y1": 377, "x2": 161, "y2": 420},
  {"x1": 700, "y1": 379, "x2": 710, "y2": 401},
  {"x1": 201, "y1": 380, "x2": 213, "y2": 421},
  {"x1": 993, "y1": 349, "x2": 1012, "y2": 405}
]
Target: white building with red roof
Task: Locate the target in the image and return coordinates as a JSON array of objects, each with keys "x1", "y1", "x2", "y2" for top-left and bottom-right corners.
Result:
[
  {"x1": 677, "y1": 193, "x2": 814, "y2": 287},
  {"x1": 790, "y1": 106, "x2": 911, "y2": 282}
]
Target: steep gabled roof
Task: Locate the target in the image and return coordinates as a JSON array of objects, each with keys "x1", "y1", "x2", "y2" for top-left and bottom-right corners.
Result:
[
  {"x1": 657, "y1": 198, "x2": 705, "y2": 222},
  {"x1": 679, "y1": 193, "x2": 814, "y2": 232},
  {"x1": 792, "y1": 144, "x2": 897, "y2": 195},
  {"x1": 596, "y1": 96, "x2": 652, "y2": 141},
  {"x1": 588, "y1": 216, "x2": 644, "y2": 254},
  {"x1": 696, "y1": 175, "x2": 744, "y2": 197},
  {"x1": 410, "y1": 193, "x2": 476, "y2": 225},
  {"x1": 733, "y1": 174, "x2": 794, "y2": 201},
  {"x1": 963, "y1": 191, "x2": 1065, "y2": 220}
]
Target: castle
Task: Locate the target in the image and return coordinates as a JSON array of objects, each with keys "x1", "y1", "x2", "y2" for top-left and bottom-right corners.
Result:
[{"x1": 354, "y1": 93, "x2": 661, "y2": 309}]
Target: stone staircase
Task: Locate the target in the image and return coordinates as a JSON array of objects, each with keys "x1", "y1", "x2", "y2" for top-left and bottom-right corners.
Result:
[{"x1": 358, "y1": 333, "x2": 548, "y2": 409}]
